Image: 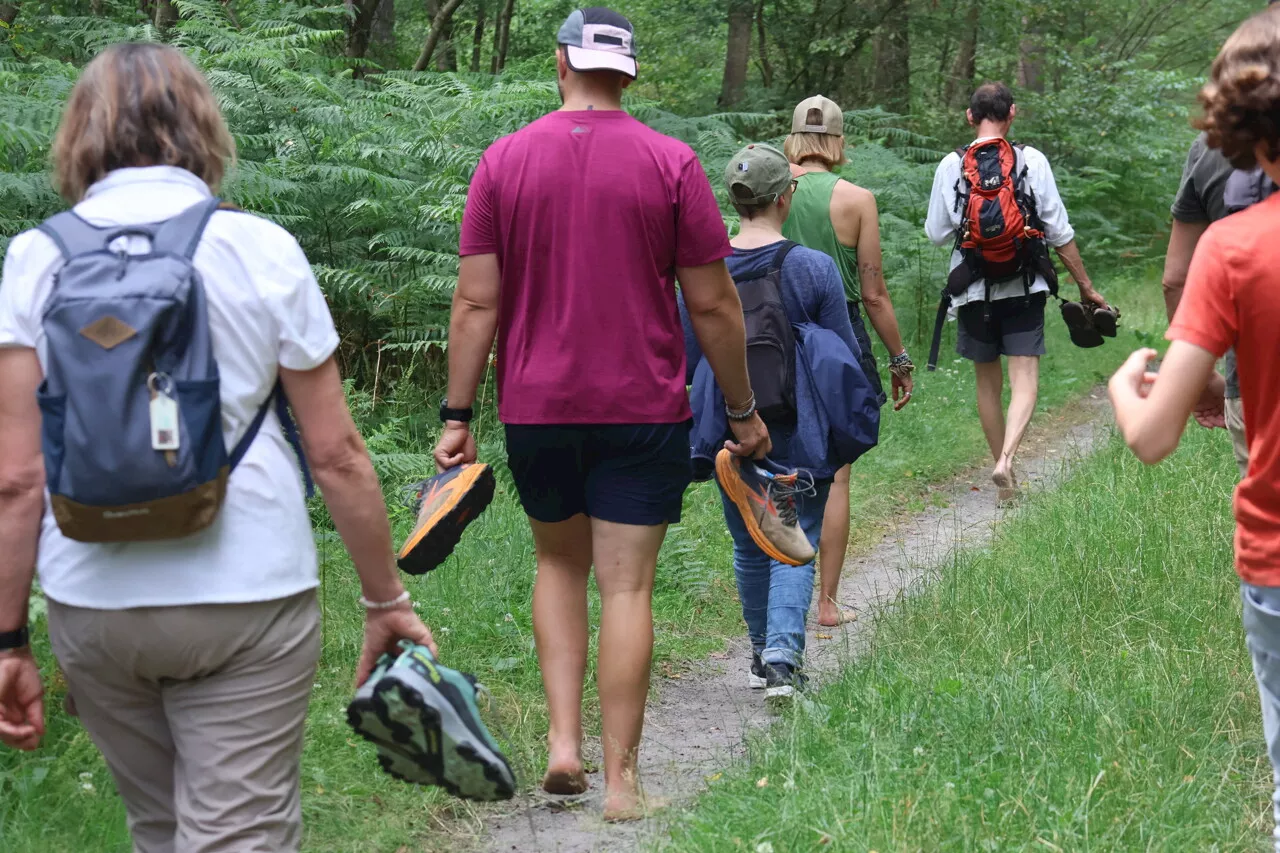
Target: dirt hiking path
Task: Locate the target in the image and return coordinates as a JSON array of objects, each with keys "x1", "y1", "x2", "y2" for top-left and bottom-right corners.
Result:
[{"x1": 475, "y1": 393, "x2": 1113, "y2": 853}]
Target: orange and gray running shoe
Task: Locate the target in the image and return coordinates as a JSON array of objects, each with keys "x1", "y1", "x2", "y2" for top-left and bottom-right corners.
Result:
[
  {"x1": 715, "y1": 449, "x2": 816, "y2": 567},
  {"x1": 397, "y1": 464, "x2": 495, "y2": 575}
]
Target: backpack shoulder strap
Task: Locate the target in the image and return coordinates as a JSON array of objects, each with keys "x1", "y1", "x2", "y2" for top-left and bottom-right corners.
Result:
[
  {"x1": 152, "y1": 197, "x2": 222, "y2": 260},
  {"x1": 37, "y1": 211, "x2": 109, "y2": 261},
  {"x1": 229, "y1": 380, "x2": 315, "y2": 497},
  {"x1": 771, "y1": 240, "x2": 799, "y2": 272}
]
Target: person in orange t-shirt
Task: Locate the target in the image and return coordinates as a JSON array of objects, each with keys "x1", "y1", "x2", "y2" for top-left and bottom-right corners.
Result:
[{"x1": 1110, "y1": 8, "x2": 1280, "y2": 849}]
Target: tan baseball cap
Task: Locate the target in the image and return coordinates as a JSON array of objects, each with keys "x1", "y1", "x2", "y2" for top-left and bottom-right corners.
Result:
[{"x1": 791, "y1": 95, "x2": 843, "y2": 136}]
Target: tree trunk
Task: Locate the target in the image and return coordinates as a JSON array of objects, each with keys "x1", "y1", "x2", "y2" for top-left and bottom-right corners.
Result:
[
  {"x1": 490, "y1": 0, "x2": 514, "y2": 73},
  {"x1": 717, "y1": 0, "x2": 753, "y2": 108},
  {"x1": 436, "y1": 20, "x2": 456, "y2": 69},
  {"x1": 0, "y1": 3, "x2": 18, "y2": 26},
  {"x1": 344, "y1": 0, "x2": 380, "y2": 59},
  {"x1": 471, "y1": 1, "x2": 486, "y2": 72},
  {"x1": 371, "y1": 0, "x2": 396, "y2": 54},
  {"x1": 944, "y1": 1, "x2": 978, "y2": 109},
  {"x1": 755, "y1": 0, "x2": 773, "y2": 90},
  {"x1": 153, "y1": 0, "x2": 178, "y2": 33},
  {"x1": 871, "y1": 0, "x2": 910, "y2": 113},
  {"x1": 424, "y1": 0, "x2": 456, "y2": 70},
  {"x1": 413, "y1": 0, "x2": 466, "y2": 71},
  {"x1": 1016, "y1": 13, "x2": 1045, "y2": 94}
]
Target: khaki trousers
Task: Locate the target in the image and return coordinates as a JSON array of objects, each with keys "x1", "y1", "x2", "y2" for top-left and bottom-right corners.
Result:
[
  {"x1": 47, "y1": 590, "x2": 321, "y2": 853},
  {"x1": 1226, "y1": 397, "x2": 1249, "y2": 479}
]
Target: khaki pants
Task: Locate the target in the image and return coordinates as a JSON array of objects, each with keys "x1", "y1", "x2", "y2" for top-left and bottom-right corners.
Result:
[
  {"x1": 47, "y1": 590, "x2": 321, "y2": 853},
  {"x1": 1226, "y1": 397, "x2": 1249, "y2": 479}
]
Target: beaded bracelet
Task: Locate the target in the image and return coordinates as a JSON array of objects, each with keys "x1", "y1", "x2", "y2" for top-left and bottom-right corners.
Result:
[
  {"x1": 725, "y1": 393, "x2": 757, "y2": 421},
  {"x1": 360, "y1": 590, "x2": 412, "y2": 610}
]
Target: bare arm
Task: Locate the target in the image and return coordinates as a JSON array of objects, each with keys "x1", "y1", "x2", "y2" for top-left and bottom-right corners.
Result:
[
  {"x1": 0, "y1": 349, "x2": 43, "y2": 636},
  {"x1": 444, "y1": 254, "x2": 501, "y2": 411},
  {"x1": 435, "y1": 254, "x2": 501, "y2": 471},
  {"x1": 678, "y1": 260, "x2": 771, "y2": 458},
  {"x1": 0, "y1": 348, "x2": 48, "y2": 751},
  {"x1": 1109, "y1": 343, "x2": 1218, "y2": 465},
  {"x1": 1162, "y1": 220, "x2": 1209, "y2": 321},
  {"x1": 281, "y1": 358, "x2": 435, "y2": 684},
  {"x1": 848, "y1": 194, "x2": 906, "y2": 357},
  {"x1": 1053, "y1": 239, "x2": 1107, "y2": 308},
  {"x1": 677, "y1": 260, "x2": 753, "y2": 409},
  {"x1": 833, "y1": 184, "x2": 913, "y2": 409}
]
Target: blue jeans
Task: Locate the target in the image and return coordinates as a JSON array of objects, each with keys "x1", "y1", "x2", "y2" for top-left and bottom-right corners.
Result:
[
  {"x1": 718, "y1": 480, "x2": 830, "y2": 669},
  {"x1": 1243, "y1": 583, "x2": 1280, "y2": 852}
]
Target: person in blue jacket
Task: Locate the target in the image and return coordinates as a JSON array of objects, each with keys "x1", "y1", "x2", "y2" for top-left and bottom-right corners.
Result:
[{"x1": 679, "y1": 143, "x2": 873, "y2": 699}]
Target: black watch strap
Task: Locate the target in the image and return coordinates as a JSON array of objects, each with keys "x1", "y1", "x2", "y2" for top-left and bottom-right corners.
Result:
[
  {"x1": 0, "y1": 626, "x2": 29, "y2": 651},
  {"x1": 439, "y1": 398, "x2": 474, "y2": 423}
]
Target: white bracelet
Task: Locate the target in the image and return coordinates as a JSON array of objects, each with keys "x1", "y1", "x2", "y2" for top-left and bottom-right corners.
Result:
[{"x1": 360, "y1": 590, "x2": 412, "y2": 610}]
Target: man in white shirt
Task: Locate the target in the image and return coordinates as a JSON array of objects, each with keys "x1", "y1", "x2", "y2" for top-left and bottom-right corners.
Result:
[{"x1": 925, "y1": 82, "x2": 1107, "y2": 500}]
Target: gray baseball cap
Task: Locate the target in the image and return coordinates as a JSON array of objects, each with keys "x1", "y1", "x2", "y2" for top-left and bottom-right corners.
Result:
[{"x1": 557, "y1": 7, "x2": 638, "y2": 80}]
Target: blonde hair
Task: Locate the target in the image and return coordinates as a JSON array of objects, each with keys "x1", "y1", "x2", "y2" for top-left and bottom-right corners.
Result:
[
  {"x1": 1196, "y1": 4, "x2": 1280, "y2": 169},
  {"x1": 783, "y1": 132, "x2": 846, "y2": 168},
  {"x1": 52, "y1": 43, "x2": 235, "y2": 203}
]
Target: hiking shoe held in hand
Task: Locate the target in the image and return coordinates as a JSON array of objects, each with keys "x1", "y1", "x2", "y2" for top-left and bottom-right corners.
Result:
[
  {"x1": 1060, "y1": 301, "x2": 1104, "y2": 349},
  {"x1": 716, "y1": 449, "x2": 817, "y2": 567},
  {"x1": 346, "y1": 641, "x2": 516, "y2": 801},
  {"x1": 749, "y1": 652, "x2": 767, "y2": 689},
  {"x1": 1092, "y1": 304, "x2": 1120, "y2": 337},
  {"x1": 397, "y1": 463, "x2": 495, "y2": 575}
]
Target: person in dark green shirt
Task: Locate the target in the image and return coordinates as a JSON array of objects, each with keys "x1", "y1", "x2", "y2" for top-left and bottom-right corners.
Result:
[{"x1": 783, "y1": 94, "x2": 914, "y2": 628}]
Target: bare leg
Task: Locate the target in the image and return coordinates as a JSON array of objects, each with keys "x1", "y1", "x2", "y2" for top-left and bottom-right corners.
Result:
[
  {"x1": 992, "y1": 355, "x2": 1040, "y2": 490},
  {"x1": 974, "y1": 359, "x2": 1006, "y2": 463},
  {"x1": 817, "y1": 464, "x2": 851, "y2": 626},
  {"x1": 591, "y1": 518, "x2": 667, "y2": 820},
  {"x1": 530, "y1": 515, "x2": 594, "y2": 792}
]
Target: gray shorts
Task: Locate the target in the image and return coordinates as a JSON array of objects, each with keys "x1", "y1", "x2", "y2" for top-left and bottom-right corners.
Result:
[{"x1": 956, "y1": 293, "x2": 1047, "y2": 363}]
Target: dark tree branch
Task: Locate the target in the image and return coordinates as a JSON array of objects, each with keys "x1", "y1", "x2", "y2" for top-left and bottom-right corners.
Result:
[{"x1": 414, "y1": 0, "x2": 467, "y2": 72}]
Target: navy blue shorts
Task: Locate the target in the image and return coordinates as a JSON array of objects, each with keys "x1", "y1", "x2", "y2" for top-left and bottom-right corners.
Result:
[{"x1": 504, "y1": 422, "x2": 693, "y2": 526}]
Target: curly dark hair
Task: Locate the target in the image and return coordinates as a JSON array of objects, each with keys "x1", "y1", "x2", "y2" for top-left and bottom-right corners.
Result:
[{"x1": 1196, "y1": 5, "x2": 1280, "y2": 169}]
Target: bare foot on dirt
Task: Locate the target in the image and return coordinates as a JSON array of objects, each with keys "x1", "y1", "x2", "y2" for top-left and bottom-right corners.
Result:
[
  {"x1": 602, "y1": 789, "x2": 668, "y2": 823},
  {"x1": 542, "y1": 743, "x2": 588, "y2": 795},
  {"x1": 992, "y1": 457, "x2": 1019, "y2": 505},
  {"x1": 817, "y1": 599, "x2": 857, "y2": 627}
]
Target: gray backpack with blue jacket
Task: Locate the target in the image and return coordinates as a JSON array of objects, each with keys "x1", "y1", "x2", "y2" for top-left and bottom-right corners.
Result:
[{"x1": 36, "y1": 199, "x2": 311, "y2": 543}]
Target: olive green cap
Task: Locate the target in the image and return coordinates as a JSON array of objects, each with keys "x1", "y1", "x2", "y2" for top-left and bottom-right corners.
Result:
[{"x1": 724, "y1": 143, "x2": 792, "y2": 206}]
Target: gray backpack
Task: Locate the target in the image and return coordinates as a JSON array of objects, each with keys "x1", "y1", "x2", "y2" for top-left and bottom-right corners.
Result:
[{"x1": 36, "y1": 199, "x2": 311, "y2": 543}]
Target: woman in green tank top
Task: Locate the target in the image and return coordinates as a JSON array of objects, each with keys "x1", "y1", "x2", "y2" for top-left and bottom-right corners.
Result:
[{"x1": 783, "y1": 95, "x2": 915, "y2": 628}]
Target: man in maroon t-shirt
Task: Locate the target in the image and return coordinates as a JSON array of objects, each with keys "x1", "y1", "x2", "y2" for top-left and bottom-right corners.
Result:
[{"x1": 433, "y1": 7, "x2": 769, "y2": 820}]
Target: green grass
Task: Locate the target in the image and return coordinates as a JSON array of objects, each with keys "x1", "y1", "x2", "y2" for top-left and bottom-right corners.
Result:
[
  {"x1": 659, "y1": 425, "x2": 1267, "y2": 852},
  {"x1": 0, "y1": 270, "x2": 1166, "y2": 851}
]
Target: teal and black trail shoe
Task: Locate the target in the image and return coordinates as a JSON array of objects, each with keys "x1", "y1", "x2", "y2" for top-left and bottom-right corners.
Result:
[{"x1": 346, "y1": 641, "x2": 516, "y2": 801}]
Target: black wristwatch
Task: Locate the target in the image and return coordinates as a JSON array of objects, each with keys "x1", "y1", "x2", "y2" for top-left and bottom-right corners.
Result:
[
  {"x1": 0, "y1": 626, "x2": 29, "y2": 652},
  {"x1": 439, "y1": 397, "x2": 474, "y2": 424}
]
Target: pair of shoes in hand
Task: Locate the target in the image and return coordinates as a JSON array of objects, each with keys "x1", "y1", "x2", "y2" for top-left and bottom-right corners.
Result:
[{"x1": 1061, "y1": 300, "x2": 1120, "y2": 349}]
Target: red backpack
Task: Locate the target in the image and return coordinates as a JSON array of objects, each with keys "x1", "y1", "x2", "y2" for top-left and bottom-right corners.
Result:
[{"x1": 927, "y1": 137, "x2": 1059, "y2": 369}]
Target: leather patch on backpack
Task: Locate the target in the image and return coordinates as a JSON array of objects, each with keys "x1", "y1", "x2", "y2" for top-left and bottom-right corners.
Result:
[{"x1": 79, "y1": 315, "x2": 138, "y2": 350}]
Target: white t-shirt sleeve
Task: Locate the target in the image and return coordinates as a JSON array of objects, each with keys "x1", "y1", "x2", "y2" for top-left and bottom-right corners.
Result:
[
  {"x1": 251, "y1": 224, "x2": 340, "y2": 371},
  {"x1": 0, "y1": 230, "x2": 56, "y2": 349},
  {"x1": 925, "y1": 154, "x2": 960, "y2": 246},
  {"x1": 1025, "y1": 147, "x2": 1075, "y2": 247}
]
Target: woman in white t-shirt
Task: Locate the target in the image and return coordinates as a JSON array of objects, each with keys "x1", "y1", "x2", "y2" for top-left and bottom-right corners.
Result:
[{"x1": 0, "y1": 43, "x2": 434, "y2": 852}]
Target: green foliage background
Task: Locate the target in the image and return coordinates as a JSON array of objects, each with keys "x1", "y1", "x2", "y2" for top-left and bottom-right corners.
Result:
[{"x1": 1, "y1": 0, "x2": 1255, "y2": 396}]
